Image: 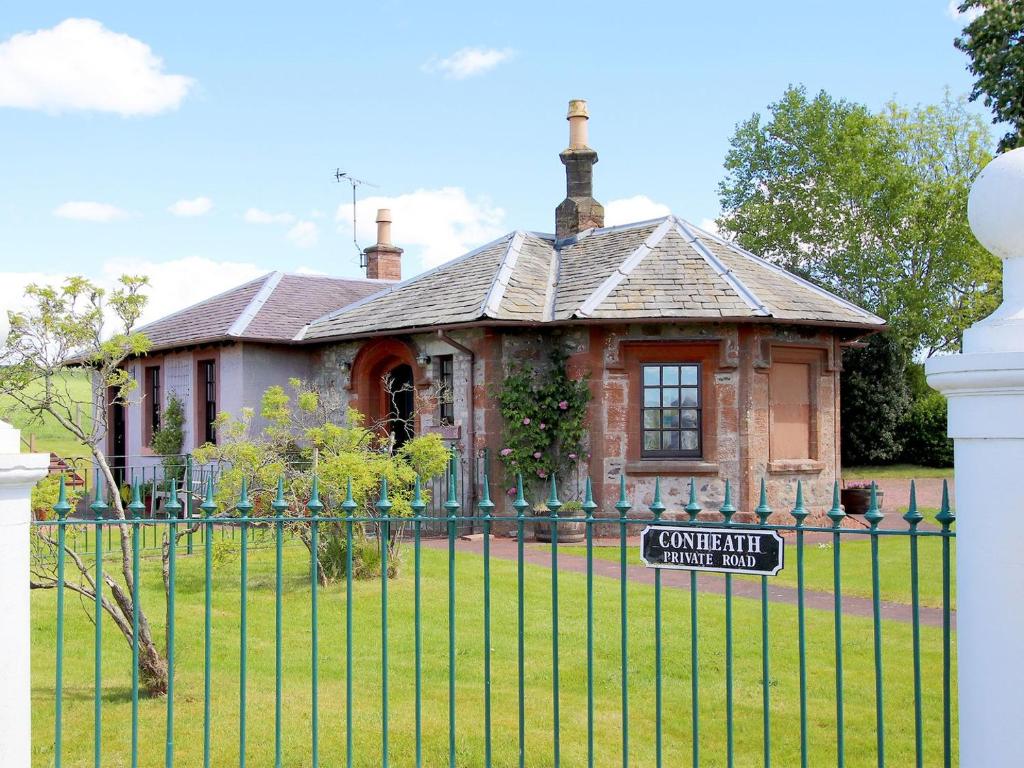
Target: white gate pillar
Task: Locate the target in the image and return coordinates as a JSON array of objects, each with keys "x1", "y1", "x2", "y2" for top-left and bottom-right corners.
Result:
[
  {"x1": 927, "y1": 147, "x2": 1024, "y2": 766},
  {"x1": 0, "y1": 421, "x2": 48, "y2": 768},
  {"x1": 0, "y1": 306, "x2": 50, "y2": 768}
]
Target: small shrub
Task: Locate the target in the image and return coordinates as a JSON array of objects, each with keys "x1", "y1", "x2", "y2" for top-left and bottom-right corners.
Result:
[
  {"x1": 151, "y1": 394, "x2": 186, "y2": 481},
  {"x1": 31, "y1": 473, "x2": 82, "y2": 519},
  {"x1": 901, "y1": 390, "x2": 953, "y2": 467},
  {"x1": 320, "y1": 527, "x2": 396, "y2": 580}
]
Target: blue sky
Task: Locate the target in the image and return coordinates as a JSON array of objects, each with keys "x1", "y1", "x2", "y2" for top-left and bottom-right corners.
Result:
[{"x1": 0, "y1": 2, "x2": 987, "y2": 323}]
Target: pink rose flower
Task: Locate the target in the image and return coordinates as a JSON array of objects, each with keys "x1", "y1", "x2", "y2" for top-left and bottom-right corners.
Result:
[
  {"x1": 568, "y1": 453, "x2": 577, "y2": 460},
  {"x1": 539, "y1": 423, "x2": 547, "y2": 430},
  {"x1": 522, "y1": 417, "x2": 531, "y2": 425},
  {"x1": 537, "y1": 469, "x2": 547, "y2": 478},
  {"x1": 559, "y1": 400, "x2": 569, "y2": 410},
  {"x1": 507, "y1": 487, "x2": 517, "y2": 497},
  {"x1": 533, "y1": 451, "x2": 542, "y2": 459},
  {"x1": 500, "y1": 448, "x2": 512, "y2": 457}
]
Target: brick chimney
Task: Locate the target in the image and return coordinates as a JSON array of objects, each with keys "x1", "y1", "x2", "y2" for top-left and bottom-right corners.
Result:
[
  {"x1": 555, "y1": 99, "x2": 604, "y2": 240},
  {"x1": 363, "y1": 208, "x2": 403, "y2": 281}
]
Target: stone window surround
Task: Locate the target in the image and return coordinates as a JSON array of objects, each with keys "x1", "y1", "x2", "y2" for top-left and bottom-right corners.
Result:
[
  {"x1": 619, "y1": 340, "x2": 723, "y2": 475},
  {"x1": 140, "y1": 353, "x2": 165, "y2": 455},
  {"x1": 764, "y1": 344, "x2": 831, "y2": 474},
  {"x1": 194, "y1": 350, "x2": 220, "y2": 449}
]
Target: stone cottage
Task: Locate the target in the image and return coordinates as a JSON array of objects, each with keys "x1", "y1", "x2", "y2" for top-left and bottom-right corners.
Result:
[
  {"x1": 104, "y1": 100, "x2": 884, "y2": 514},
  {"x1": 99, "y1": 272, "x2": 389, "y2": 480}
]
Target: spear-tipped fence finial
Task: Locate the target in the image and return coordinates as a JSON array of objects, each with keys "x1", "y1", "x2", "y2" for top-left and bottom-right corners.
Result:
[
  {"x1": 720, "y1": 479, "x2": 736, "y2": 524},
  {"x1": 754, "y1": 477, "x2": 772, "y2": 524},
  {"x1": 127, "y1": 478, "x2": 145, "y2": 520},
  {"x1": 90, "y1": 472, "x2": 108, "y2": 519},
  {"x1": 864, "y1": 480, "x2": 884, "y2": 529},
  {"x1": 411, "y1": 476, "x2": 426, "y2": 517},
  {"x1": 582, "y1": 476, "x2": 597, "y2": 519},
  {"x1": 512, "y1": 473, "x2": 529, "y2": 517},
  {"x1": 684, "y1": 477, "x2": 702, "y2": 521},
  {"x1": 546, "y1": 474, "x2": 562, "y2": 515},
  {"x1": 236, "y1": 477, "x2": 254, "y2": 517},
  {"x1": 903, "y1": 479, "x2": 924, "y2": 528},
  {"x1": 271, "y1": 476, "x2": 288, "y2": 516},
  {"x1": 444, "y1": 453, "x2": 460, "y2": 518},
  {"x1": 478, "y1": 472, "x2": 495, "y2": 517},
  {"x1": 826, "y1": 480, "x2": 845, "y2": 528},
  {"x1": 791, "y1": 480, "x2": 808, "y2": 526},
  {"x1": 165, "y1": 477, "x2": 183, "y2": 518},
  {"x1": 306, "y1": 474, "x2": 324, "y2": 516},
  {"x1": 935, "y1": 478, "x2": 955, "y2": 528},
  {"x1": 650, "y1": 477, "x2": 666, "y2": 520},
  {"x1": 375, "y1": 476, "x2": 393, "y2": 516},
  {"x1": 54, "y1": 474, "x2": 72, "y2": 520},
  {"x1": 200, "y1": 475, "x2": 218, "y2": 516},
  {"x1": 614, "y1": 474, "x2": 631, "y2": 517},
  {"x1": 341, "y1": 477, "x2": 358, "y2": 517}
]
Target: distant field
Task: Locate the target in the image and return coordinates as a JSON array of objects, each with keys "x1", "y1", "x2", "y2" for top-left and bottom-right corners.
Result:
[{"x1": 0, "y1": 370, "x2": 92, "y2": 458}]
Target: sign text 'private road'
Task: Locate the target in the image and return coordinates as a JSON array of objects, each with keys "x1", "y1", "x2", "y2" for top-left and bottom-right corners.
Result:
[{"x1": 639, "y1": 525, "x2": 785, "y2": 576}]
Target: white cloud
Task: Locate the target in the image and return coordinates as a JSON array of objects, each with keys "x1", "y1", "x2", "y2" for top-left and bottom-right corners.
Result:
[
  {"x1": 698, "y1": 217, "x2": 721, "y2": 237},
  {"x1": 168, "y1": 196, "x2": 213, "y2": 217},
  {"x1": 0, "y1": 18, "x2": 194, "y2": 116},
  {"x1": 53, "y1": 201, "x2": 130, "y2": 222},
  {"x1": 422, "y1": 47, "x2": 514, "y2": 79},
  {"x1": 604, "y1": 195, "x2": 672, "y2": 226},
  {"x1": 336, "y1": 187, "x2": 506, "y2": 269},
  {"x1": 286, "y1": 221, "x2": 318, "y2": 248},
  {"x1": 244, "y1": 208, "x2": 296, "y2": 225},
  {"x1": 947, "y1": 1, "x2": 983, "y2": 22},
  {"x1": 0, "y1": 256, "x2": 267, "y2": 332}
]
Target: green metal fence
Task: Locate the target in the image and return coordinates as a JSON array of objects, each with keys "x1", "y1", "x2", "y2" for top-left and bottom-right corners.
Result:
[{"x1": 31, "y1": 462, "x2": 956, "y2": 767}]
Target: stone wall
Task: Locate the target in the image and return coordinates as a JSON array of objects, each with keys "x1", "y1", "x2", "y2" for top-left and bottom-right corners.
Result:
[{"x1": 307, "y1": 321, "x2": 844, "y2": 523}]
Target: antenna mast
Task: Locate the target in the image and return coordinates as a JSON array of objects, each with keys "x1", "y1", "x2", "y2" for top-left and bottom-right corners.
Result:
[{"x1": 334, "y1": 169, "x2": 379, "y2": 268}]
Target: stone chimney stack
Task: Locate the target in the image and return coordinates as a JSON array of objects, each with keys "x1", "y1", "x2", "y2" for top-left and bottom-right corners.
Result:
[
  {"x1": 363, "y1": 208, "x2": 403, "y2": 281},
  {"x1": 556, "y1": 99, "x2": 604, "y2": 240}
]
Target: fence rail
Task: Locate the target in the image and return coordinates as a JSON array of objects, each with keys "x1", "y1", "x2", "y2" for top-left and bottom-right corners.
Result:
[{"x1": 31, "y1": 466, "x2": 957, "y2": 767}]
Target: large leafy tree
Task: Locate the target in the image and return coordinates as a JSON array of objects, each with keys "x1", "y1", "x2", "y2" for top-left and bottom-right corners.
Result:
[
  {"x1": 718, "y1": 86, "x2": 1000, "y2": 356},
  {"x1": 955, "y1": 0, "x2": 1024, "y2": 152}
]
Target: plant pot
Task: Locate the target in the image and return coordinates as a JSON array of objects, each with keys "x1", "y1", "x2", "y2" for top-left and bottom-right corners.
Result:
[
  {"x1": 840, "y1": 488, "x2": 884, "y2": 515},
  {"x1": 534, "y1": 509, "x2": 587, "y2": 543}
]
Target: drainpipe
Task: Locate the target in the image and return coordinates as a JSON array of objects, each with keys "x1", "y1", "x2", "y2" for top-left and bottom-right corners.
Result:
[{"x1": 437, "y1": 330, "x2": 476, "y2": 502}]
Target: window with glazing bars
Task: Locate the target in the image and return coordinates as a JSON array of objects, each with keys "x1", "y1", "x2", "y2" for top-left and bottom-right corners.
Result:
[
  {"x1": 146, "y1": 365, "x2": 161, "y2": 436},
  {"x1": 641, "y1": 363, "x2": 701, "y2": 458},
  {"x1": 438, "y1": 355, "x2": 455, "y2": 425},
  {"x1": 200, "y1": 360, "x2": 216, "y2": 445}
]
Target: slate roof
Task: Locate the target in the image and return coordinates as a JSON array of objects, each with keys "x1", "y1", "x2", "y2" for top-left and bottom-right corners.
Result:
[
  {"x1": 136, "y1": 272, "x2": 391, "y2": 351},
  {"x1": 298, "y1": 216, "x2": 883, "y2": 341}
]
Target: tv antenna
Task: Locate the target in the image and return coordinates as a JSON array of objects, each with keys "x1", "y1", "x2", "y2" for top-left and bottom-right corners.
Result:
[{"x1": 334, "y1": 170, "x2": 379, "y2": 267}]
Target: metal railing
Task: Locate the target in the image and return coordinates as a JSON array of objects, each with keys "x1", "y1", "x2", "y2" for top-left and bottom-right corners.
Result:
[{"x1": 32, "y1": 466, "x2": 957, "y2": 767}]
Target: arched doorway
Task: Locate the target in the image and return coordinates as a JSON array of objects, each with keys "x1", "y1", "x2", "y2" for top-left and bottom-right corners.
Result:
[
  {"x1": 386, "y1": 363, "x2": 415, "y2": 449},
  {"x1": 351, "y1": 338, "x2": 420, "y2": 449}
]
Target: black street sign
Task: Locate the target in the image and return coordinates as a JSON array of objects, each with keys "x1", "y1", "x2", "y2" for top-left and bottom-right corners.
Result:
[{"x1": 640, "y1": 525, "x2": 785, "y2": 576}]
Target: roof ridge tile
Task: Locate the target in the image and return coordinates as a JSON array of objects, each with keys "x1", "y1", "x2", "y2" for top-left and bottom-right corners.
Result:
[
  {"x1": 673, "y1": 219, "x2": 770, "y2": 316},
  {"x1": 575, "y1": 217, "x2": 675, "y2": 317},
  {"x1": 228, "y1": 271, "x2": 285, "y2": 337}
]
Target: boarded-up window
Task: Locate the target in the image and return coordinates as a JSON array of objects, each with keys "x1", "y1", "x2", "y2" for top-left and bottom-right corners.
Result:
[{"x1": 769, "y1": 362, "x2": 811, "y2": 460}]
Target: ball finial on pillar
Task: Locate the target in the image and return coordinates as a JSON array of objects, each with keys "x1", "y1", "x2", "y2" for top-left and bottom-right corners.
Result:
[
  {"x1": 963, "y1": 147, "x2": 1024, "y2": 354},
  {"x1": 968, "y1": 148, "x2": 1024, "y2": 261}
]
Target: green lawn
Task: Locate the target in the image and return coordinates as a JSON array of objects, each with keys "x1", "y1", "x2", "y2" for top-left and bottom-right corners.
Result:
[
  {"x1": 0, "y1": 370, "x2": 92, "y2": 458},
  {"x1": 567, "y1": 521, "x2": 956, "y2": 609},
  {"x1": 31, "y1": 539, "x2": 956, "y2": 767},
  {"x1": 844, "y1": 464, "x2": 952, "y2": 480}
]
